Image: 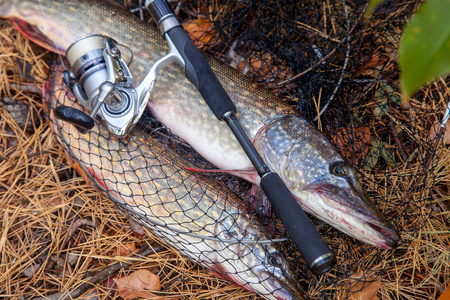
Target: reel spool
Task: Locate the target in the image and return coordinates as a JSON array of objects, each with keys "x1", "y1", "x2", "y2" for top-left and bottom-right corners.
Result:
[{"x1": 56, "y1": 35, "x2": 143, "y2": 136}]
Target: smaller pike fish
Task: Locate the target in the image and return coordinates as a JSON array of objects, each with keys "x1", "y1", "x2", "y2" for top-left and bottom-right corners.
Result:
[{"x1": 43, "y1": 63, "x2": 306, "y2": 300}]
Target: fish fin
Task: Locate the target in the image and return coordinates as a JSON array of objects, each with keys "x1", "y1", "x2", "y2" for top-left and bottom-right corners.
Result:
[
  {"x1": 41, "y1": 79, "x2": 52, "y2": 114},
  {"x1": 250, "y1": 185, "x2": 279, "y2": 236},
  {"x1": 11, "y1": 17, "x2": 65, "y2": 54},
  {"x1": 83, "y1": 165, "x2": 109, "y2": 191},
  {"x1": 209, "y1": 264, "x2": 233, "y2": 282},
  {"x1": 186, "y1": 166, "x2": 258, "y2": 179},
  {"x1": 250, "y1": 184, "x2": 272, "y2": 216}
]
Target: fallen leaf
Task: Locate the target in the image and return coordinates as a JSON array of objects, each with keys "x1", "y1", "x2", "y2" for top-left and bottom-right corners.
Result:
[
  {"x1": 114, "y1": 269, "x2": 164, "y2": 300},
  {"x1": 379, "y1": 143, "x2": 397, "y2": 168},
  {"x1": 183, "y1": 18, "x2": 215, "y2": 49},
  {"x1": 429, "y1": 121, "x2": 450, "y2": 143},
  {"x1": 331, "y1": 126, "x2": 371, "y2": 161},
  {"x1": 363, "y1": 143, "x2": 380, "y2": 171},
  {"x1": 336, "y1": 271, "x2": 381, "y2": 300},
  {"x1": 23, "y1": 263, "x2": 41, "y2": 278},
  {"x1": 358, "y1": 52, "x2": 389, "y2": 78},
  {"x1": 128, "y1": 218, "x2": 145, "y2": 236},
  {"x1": 438, "y1": 284, "x2": 450, "y2": 300},
  {"x1": 112, "y1": 242, "x2": 136, "y2": 257},
  {"x1": 348, "y1": 279, "x2": 381, "y2": 300}
]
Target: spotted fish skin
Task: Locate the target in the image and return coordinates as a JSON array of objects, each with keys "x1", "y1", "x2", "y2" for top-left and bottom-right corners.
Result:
[
  {"x1": 0, "y1": 0, "x2": 399, "y2": 249},
  {"x1": 42, "y1": 63, "x2": 306, "y2": 300}
]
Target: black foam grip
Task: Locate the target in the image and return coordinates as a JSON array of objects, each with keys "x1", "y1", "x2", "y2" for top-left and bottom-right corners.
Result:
[
  {"x1": 260, "y1": 172, "x2": 336, "y2": 275},
  {"x1": 168, "y1": 27, "x2": 235, "y2": 120}
]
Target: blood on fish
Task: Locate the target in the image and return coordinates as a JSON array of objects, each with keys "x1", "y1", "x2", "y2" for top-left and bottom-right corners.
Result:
[{"x1": 85, "y1": 166, "x2": 108, "y2": 190}]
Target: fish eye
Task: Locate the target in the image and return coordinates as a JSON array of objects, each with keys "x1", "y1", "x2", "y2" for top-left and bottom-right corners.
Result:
[
  {"x1": 268, "y1": 253, "x2": 283, "y2": 267},
  {"x1": 330, "y1": 162, "x2": 347, "y2": 177}
]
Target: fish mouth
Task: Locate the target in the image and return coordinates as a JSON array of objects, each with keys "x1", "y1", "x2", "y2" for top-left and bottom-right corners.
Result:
[
  {"x1": 262, "y1": 271, "x2": 306, "y2": 300},
  {"x1": 366, "y1": 221, "x2": 399, "y2": 249},
  {"x1": 307, "y1": 183, "x2": 400, "y2": 249}
]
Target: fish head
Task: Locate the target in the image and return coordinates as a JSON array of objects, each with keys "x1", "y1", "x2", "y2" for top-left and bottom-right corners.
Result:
[
  {"x1": 254, "y1": 115, "x2": 400, "y2": 249},
  {"x1": 214, "y1": 213, "x2": 306, "y2": 300}
]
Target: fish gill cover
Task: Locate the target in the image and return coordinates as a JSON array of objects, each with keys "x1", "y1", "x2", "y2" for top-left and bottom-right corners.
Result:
[{"x1": 0, "y1": 0, "x2": 449, "y2": 299}]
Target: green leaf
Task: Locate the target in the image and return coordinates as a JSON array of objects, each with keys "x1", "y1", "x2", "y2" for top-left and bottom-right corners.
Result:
[
  {"x1": 399, "y1": 0, "x2": 450, "y2": 98},
  {"x1": 363, "y1": 139, "x2": 382, "y2": 170},
  {"x1": 374, "y1": 100, "x2": 388, "y2": 118},
  {"x1": 373, "y1": 84, "x2": 400, "y2": 118},
  {"x1": 380, "y1": 142, "x2": 397, "y2": 168},
  {"x1": 365, "y1": 0, "x2": 386, "y2": 16}
]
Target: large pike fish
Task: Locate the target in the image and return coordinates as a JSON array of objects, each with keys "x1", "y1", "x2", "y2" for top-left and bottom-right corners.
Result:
[
  {"x1": 0, "y1": 0, "x2": 400, "y2": 249},
  {"x1": 43, "y1": 62, "x2": 305, "y2": 300}
]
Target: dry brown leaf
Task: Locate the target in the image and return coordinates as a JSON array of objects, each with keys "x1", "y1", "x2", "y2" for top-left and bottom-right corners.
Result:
[
  {"x1": 239, "y1": 54, "x2": 293, "y2": 82},
  {"x1": 347, "y1": 280, "x2": 381, "y2": 300},
  {"x1": 336, "y1": 271, "x2": 381, "y2": 300},
  {"x1": 183, "y1": 18, "x2": 215, "y2": 49},
  {"x1": 438, "y1": 284, "x2": 450, "y2": 300},
  {"x1": 331, "y1": 126, "x2": 371, "y2": 161},
  {"x1": 358, "y1": 52, "x2": 389, "y2": 78},
  {"x1": 112, "y1": 242, "x2": 136, "y2": 257},
  {"x1": 114, "y1": 269, "x2": 164, "y2": 299},
  {"x1": 429, "y1": 121, "x2": 450, "y2": 144}
]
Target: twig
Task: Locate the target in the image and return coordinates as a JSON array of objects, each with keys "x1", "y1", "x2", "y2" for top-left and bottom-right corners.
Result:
[
  {"x1": 296, "y1": 21, "x2": 341, "y2": 43},
  {"x1": 10, "y1": 83, "x2": 42, "y2": 94},
  {"x1": 0, "y1": 150, "x2": 50, "y2": 163},
  {"x1": 45, "y1": 218, "x2": 96, "y2": 271},
  {"x1": 314, "y1": 0, "x2": 354, "y2": 121},
  {"x1": 272, "y1": 2, "x2": 366, "y2": 90},
  {"x1": 35, "y1": 244, "x2": 162, "y2": 300},
  {"x1": 138, "y1": 0, "x2": 144, "y2": 21}
]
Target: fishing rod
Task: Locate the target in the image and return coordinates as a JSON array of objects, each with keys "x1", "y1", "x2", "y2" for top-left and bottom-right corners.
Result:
[{"x1": 53, "y1": 0, "x2": 336, "y2": 275}]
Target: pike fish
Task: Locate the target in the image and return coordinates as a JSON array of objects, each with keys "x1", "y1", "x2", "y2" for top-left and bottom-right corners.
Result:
[
  {"x1": 0, "y1": 0, "x2": 400, "y2": 249},
  {"x1": 43, "y1": 63, "x2": 305, "y2": 300}
]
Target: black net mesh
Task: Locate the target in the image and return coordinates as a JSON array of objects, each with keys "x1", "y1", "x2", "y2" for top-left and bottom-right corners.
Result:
[
  {"x1": 45, "y1": 62, "x2": 307, "y2": 299},
  {"x1": 39, "y1": 0, "x2": 448, "y2": 299}
]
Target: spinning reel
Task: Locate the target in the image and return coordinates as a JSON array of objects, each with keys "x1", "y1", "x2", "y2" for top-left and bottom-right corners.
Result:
[{"x1": 56, "y1": 32, "x2": 181, "y2": 136}]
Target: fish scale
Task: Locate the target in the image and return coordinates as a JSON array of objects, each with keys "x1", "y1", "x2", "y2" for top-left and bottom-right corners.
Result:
[{"x1": 44, "y1": 62, "x2": 305, "y2": 300}]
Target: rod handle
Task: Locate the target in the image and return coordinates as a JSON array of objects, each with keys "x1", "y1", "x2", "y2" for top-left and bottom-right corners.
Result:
[{"x1": 260, "y1": 172, "x2": 336, "y2": 275}]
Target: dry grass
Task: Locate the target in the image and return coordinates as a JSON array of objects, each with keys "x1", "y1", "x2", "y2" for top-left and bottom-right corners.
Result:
[
  {"x1": 0, "y1": 19, "x2": 256, "y2": 300},
  {"x1": 0, "y1": 3, "x2": 449, "y2": 298}
]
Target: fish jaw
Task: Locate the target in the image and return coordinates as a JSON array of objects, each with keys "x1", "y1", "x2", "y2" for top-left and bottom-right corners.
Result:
[
  {"x1": 214, "y1": 214, "x2": 307, "y2": 300},
  {"x1": 300, "y1": 183, "x2": 399, "y2": 249},
  {"x1": 254, "y1": 115, "x2": 400, "y2": 249}
]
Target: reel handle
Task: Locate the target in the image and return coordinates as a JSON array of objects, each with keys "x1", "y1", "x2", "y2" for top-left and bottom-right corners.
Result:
[{"x1": 54, "y1": 106, "x2": 95, "y2": 133}]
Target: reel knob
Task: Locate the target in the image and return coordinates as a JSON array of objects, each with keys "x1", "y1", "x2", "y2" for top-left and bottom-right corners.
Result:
[{"x1": 54, "y1": 105, "x2": 95, "y2": 133}]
